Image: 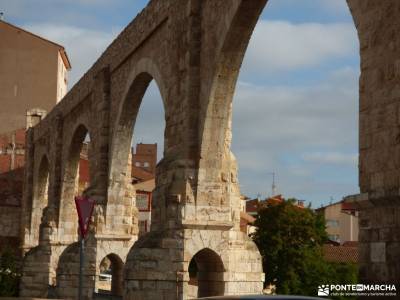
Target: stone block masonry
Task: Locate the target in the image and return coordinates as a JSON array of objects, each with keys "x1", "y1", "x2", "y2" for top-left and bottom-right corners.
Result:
[{"x1": 18, "y1": 0, "x2": 400, "y2": 298}]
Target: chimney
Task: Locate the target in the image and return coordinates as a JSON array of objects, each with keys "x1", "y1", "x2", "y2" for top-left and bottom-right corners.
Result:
[
  {"x1": 0, "y1": 12, "x2": 4, "y2": 21},
  {"x1": 26, "y1": 108, "x2": 47, "y2": 128}
]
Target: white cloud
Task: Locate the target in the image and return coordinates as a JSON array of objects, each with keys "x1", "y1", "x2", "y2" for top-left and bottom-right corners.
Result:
[
  {"x1": 0, "y1": 0, "x2": 129, "y2": 19},
  {"x1": 124, "y1": 66, "x2": 360, "y2": 206},
  {"x1": 232, "y1": 67, "x2": 360, "y2": 204},
  {"x1": 318, "y1": 0, "x2": 350, "y2": 14},
  {"x1": 233, "y1": 68, "x2": 359, "y2": 149},
  {"x1": 263, "y1": 0, "x2": 351, "y2": 19},
  {"x1": 328, "y1": 66, "x2": 360, "y2": 83},
  {"x1": 302, "y1": 152, "x2": 358, "y2": 165},
  {"x1": 25, "y1": 23, "x2": 120, "y2": 87},
  {"x1": 243, "y1": 20, "x2": 358, "y2": 72}
]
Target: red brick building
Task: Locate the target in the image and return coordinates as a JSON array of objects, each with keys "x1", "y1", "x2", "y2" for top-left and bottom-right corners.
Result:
[
  {"x1": 0, "y1": 128, "x2": 26, "y2": 172},
  {"x1": 131, "y1": 143, "x2": 157, "y2": 235},
  {"x1": 131, "y1": 143, "x2": 157, "y2": 182},
  {"x1": 0, "y1": 129, "x2": 89, "y2": 253},
  {"x1": 0, "y1": 21, "x2": 70, "y2": 254},
  {"x1": 0, "y1": 128, "x2": 26, "y2": 253}
]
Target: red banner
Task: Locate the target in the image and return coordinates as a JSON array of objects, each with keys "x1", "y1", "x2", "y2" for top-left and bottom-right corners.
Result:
[{"x1": 74, "y1": 196, "x2": 95, "y2": 238}]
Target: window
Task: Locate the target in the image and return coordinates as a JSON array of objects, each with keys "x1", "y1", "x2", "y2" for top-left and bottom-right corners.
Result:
[
  {"x1": 328, "y1": 234, "x2": 340, "y2": 242},
  {"x1": 326, "y1": 219, "x2": 339, "y2": 227},
  {"x1": 136, "y1": 192, "x2": 151, "y2": 211},
  {"x1": 135, "y1": 162, "x2": 141, "y2": 167},
  {"x1": 143, "y1": 162, "x2": 150, "y2": 167}
]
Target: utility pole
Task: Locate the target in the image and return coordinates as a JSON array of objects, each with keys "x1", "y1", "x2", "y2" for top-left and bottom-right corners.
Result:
[
  {"x1": 78, "y1": 232, "x2": 84, "y2": 300},
  {"x1": 10, "y1": 132, "x2": 16, "y2": 170}
]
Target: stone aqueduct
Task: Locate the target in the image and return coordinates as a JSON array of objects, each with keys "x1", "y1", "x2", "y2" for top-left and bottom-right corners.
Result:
[{"x1": 19, "y1": 0, "x2": 400, "y2": 299}]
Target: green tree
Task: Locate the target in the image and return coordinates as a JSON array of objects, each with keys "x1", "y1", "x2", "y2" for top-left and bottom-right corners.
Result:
[
  {"x1": 0, "y1": 247, "x2": 20, "y2": 296},
  {"x1": 252, "y1": 199, "x2": 357, "y2": 297}
]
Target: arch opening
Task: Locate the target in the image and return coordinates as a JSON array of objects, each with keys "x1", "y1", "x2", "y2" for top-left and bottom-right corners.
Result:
[
  {"x1": 109, "y1": 66, "x2": 166, "y2": 235},
  {"x1": 31, "y1": 155, "x2": 50, "y2": 245},
  {"x1": 59, "y1": 124, "x2": 91, "y2": 242},
  {"x1": 96, "y1": 253, "x2": 124, "y2": 296},
  {"x1": 201, "y1": 0, "x2": 360, "y2": 204},
  {"x1": 188, "y1": 248, "x2": 225, "y2": 298},
  {"x1": 200, "y1": 0, "x2": 360, "y2": 293}
]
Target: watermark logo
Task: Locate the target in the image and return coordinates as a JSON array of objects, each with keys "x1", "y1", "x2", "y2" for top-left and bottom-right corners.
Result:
[
  {"x1": 317, "y1": 284, "x2": 397, "y2": 297},
  {"x1": 318, "y1": 285, "x2": 330, "y2": 296}
]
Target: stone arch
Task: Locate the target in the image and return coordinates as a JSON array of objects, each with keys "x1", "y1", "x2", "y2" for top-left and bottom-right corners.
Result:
[
  {"x1": 188, "y1": 248, "x2": 225, "y2": 298},
  {"x1": 199, "y1": 0, "x2": 359, "y2": 174},
  {"x1": 20, "y1": 246, "x2": 47, "y2": 296},
  {"x1": 59, "y1": 123, "x2": 92, "y2": 243},
  {"x1": 107, "y1": 58, "x2": 167, "y2": 233},
  {"x1": 56, "y1": 242, "x2": 86, "y2": 298},
  {"x1": 30, "y1": 154, "x2": 50, "y2": 246},
  {"x1": 64, "y1": 123, "x2": 91, "y2": 185},
  {"x1": 199, "y1": 0, "x2": 266, "y2": 172},
  {"x1": 96, "y1": 253, "x2": 124, "y2": 296},
  {"x1": 55, "y1": 241, "x2": 129, "y2": 299},
  {"x1": 109, "y1": 57, "x2": 167, "y2": 186}
]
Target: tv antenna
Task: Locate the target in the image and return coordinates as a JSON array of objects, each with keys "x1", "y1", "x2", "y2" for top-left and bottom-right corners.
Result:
[{"x1": 267, "y1": 172, "x2": 277, "y2": 196}]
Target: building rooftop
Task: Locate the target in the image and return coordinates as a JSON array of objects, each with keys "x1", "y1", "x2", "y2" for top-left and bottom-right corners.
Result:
[
  {"x1": 133, "y1": 178, "x2": 155, "y2": 192},
  {"x1": 240, "y1": 211, "x2": 256, "y2": 224},
  {"x1": 323, "y1": 244, "x2": 358, "y2": 263},
  {"x1": 132, "y1": 165, "x2": 154, "y2": 182},
  {"x1": 316, "y1": 199, "x2": 358, "y2": 212},
  {"x1": 246, "y1": 195, "x2": 304, "y2": 214},
  {"x1": 246, "y1": 199, "x2": 259, "y2": 214}
]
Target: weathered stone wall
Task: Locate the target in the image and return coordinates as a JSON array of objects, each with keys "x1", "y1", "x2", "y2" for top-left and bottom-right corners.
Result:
[
  {"x1": 54, "y1": 238, "x2": 133, "y2": 299},
  {"x1": 21, "y1": 1, "x2": 187, "y2": 298},
  {"x1": 346, "y1": 0, "x2": 400, "y2": 284}
]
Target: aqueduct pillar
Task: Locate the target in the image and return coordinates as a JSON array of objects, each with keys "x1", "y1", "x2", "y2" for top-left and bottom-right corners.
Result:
[{"x1": 18, "y1": 0, "x2": 400, "y2": 299}]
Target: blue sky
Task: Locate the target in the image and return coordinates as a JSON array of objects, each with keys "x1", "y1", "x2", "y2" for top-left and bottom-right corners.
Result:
[{"x1": 1, "y1": 0, "x2": 360, "y2": 208}]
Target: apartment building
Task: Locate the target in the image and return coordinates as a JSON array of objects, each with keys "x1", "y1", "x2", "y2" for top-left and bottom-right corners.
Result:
[
  {"x1": 0, "y1": 20, "x2": 70, "y2": 253},
  {"x1": 0, "y1": 20, "x2": 71, "y2": 134},
  {"x1": 316, "y1": 200, "x2": 359, "y2": 244}
]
